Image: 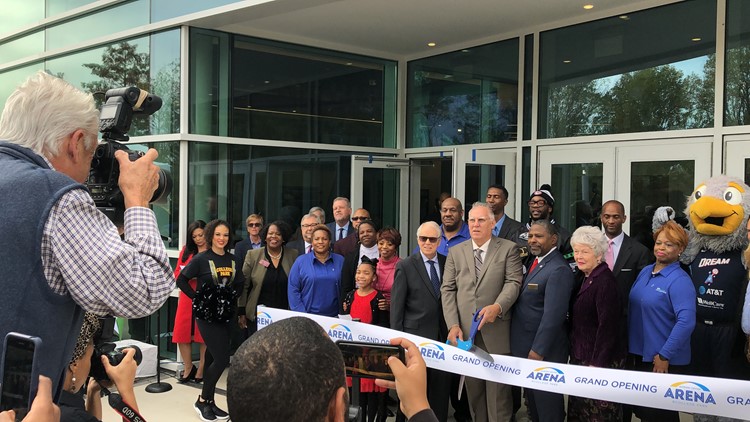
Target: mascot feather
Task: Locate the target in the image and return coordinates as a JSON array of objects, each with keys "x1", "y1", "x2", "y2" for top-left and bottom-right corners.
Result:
[{"x1": 655, "y1": 175, "x2": 750, "y2": 422}]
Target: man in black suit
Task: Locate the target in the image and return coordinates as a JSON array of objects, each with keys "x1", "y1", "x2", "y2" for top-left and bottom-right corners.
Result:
[
  {"x1": 486, "y1": 185, "x2": 523, "y2": 242},
  {"x1": 600, "y1": 200, "x2": 651, "y2": 422},
  {"x1": 333, "y1": 208, "x2": 371, "y2": 257},
  {"x1": 287, "y1": 213, "x2": 321, "y2": 257},
  {"x1": 326, "y1": 197, "x2": 354, "y2": 245},
  {"x1": 510, "y1": 220, "x2": 575, "y2": 422},
  {"x1": 391, "y1": 221, "x2": 450, "y2": 422}
]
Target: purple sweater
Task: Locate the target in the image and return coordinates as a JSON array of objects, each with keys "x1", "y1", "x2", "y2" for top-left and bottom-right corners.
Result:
[{"x1": 570, "y1": 263, "x2": 624, "y2": 367}]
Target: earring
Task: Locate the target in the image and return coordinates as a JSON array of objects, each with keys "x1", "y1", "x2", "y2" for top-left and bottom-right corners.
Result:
[{"x1": 70, "y1": 376, "x2": 76, "y2": 392}]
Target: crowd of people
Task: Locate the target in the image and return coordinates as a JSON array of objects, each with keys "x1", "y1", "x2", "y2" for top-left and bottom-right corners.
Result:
[{"x1": 3, "y1": 71, "x2": 750, "y2": 422}]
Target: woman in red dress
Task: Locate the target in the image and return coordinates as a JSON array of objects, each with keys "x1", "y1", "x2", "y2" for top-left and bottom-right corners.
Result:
[
  {"x1": 342, "y1": 256, "x2": 389, "y2": 422},
  {"x1": 172, "y1": 220, "x2": 208, "y2": 383}
]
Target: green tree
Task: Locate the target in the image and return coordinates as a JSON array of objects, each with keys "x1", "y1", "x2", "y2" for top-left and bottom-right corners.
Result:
[
  {"x1": 544, "y1": 80, "x2": 605, "y2": 138},
  {"x1": 82, "y1": 41, "x2": 150, "y2": 136},
  {"x1": 724, "y1": 46, "x2": 750, "y2": 125}
]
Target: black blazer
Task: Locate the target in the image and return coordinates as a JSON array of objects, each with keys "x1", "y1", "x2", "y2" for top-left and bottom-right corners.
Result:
[
  {"x1": 498, "y1": 216, "x2": 523, "y2": 242},
  {"x1": 390, "y1": 252, "x2": 448, "y2": 342},
  {"x1": 339, "y1": 247, "x2": 364, "y2": 312},
  {"x1": 286, "y1": 238, "x2": 307, "y2": 258},
  {"x1": 612, "y1": 234, "x2": 652, "y2": 313}
]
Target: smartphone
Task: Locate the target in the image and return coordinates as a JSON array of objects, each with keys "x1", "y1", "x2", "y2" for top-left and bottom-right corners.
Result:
[
  {"x1": 0, "y1": 333, "x2": 42, "y2": 418},
  {"x1": 337, "y1": 341, "x2": 405, "y2": 381}
]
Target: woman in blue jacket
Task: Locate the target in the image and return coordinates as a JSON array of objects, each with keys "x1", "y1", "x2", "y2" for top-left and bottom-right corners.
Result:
[{"x1": 628, "y1": 220, "x2": 696, "y2": 422}]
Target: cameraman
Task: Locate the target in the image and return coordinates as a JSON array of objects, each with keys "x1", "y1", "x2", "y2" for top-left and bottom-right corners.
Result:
[
  {"x1": 59, "y1": 313, "x2": 140, "y2": 422},
  {"x1": 0, "y1": 72, "x2": 174, "y2": 396}
]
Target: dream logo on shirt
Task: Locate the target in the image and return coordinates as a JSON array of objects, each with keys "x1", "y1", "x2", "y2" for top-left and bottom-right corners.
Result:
[
  {"x1": 664, "y1": 381, "x2": 716, "y2": 407},
  {"x1": 328, "y1": 324, "x2": 353, "y2": 341}
]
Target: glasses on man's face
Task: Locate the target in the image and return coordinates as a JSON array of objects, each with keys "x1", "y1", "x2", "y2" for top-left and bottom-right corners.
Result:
[
  {"x1": 351, "y1": 216, "x2": 369, "y2": 221},
  {"x1": 528, "y1": 200, "x2": 547, "y2": 207},
  {"x1": 247, "y1": 223, "x2": 262, "y2": 228},
  {"x1": 418, "y1": 236, "x2": 439, "y2": 244},
  {"x1": 301, "y1": 224, "x2": 317, "y2": 229}
]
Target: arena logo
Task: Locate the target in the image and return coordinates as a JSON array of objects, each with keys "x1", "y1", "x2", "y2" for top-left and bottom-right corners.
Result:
[
  {"x1": 256, "y1": 311, "x2": 273, "y2": 328},
  {"x1": 419, "y1": 343, "x2": 445, "y2": 361},
  {"x1": 328, "y1": 324, "x2": 354, "y2": 341},
  {"x1": 664, "y1": 381, "x2": 716, "y2": 406},
  {"x1": 526, "y1": 367, "x2": 565, "y2": 385}
]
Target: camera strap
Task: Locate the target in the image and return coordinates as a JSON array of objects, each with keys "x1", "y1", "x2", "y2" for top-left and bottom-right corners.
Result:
[{"x1": 100, "y1": 386, "x2": 146, "y2": 422}]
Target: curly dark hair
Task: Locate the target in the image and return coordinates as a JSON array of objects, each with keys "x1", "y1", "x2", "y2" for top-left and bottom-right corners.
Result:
[
  {"x1": 185, "y1": 220, "x2": 207, "y2": 257},
  {"x1": 259, "y1": 220, "x2": 294, "y2": 246},
  {"x1": 204, "y1": 219, "x2": 232, "y2": 252}
]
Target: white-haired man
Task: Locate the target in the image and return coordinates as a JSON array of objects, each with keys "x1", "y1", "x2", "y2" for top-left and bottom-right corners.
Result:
[{"x1": 0, "y1": 72, "x2": 173, "y2": 397}]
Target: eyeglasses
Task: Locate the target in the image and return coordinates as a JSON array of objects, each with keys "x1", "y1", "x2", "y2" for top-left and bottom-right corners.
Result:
[
  {"x1": 247, "y1": 223, "x2": 262, "y2": 228},
  {"x1": 528, "y1": 200, "x2": 547, "y2": 207},
  {"x1": 418, "y1": 236, "x2": 439, "y2": 243},
  {"x1": 301, "y1": 224, "x2": 317, "y2": 229},
  {"x1": 351, "y1": 216, "x2": 369, "y2": 221}
]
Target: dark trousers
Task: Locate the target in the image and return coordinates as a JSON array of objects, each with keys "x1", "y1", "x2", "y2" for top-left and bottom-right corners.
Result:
[
  {"x1": 196, "y1": 319, "x2": 231, "y2": 401},
  {"x1": 690, "y1": 321, "x2": 738, "y2": 378},
  {"x1": 627, "y1": 354, "x2": 686, "y2": 422}
]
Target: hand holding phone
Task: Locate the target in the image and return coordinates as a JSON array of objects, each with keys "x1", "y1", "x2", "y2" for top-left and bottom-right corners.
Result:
[
  {"x1": 0, "y1": 333, "x2": 42, "y2": 418},
  {"x1": 336, "y1": 341, "x2": 405, "y2": 381}
]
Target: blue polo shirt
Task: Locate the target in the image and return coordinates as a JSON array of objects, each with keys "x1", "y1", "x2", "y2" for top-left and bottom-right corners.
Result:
[
  {"x1": 412, "y1": 222, "x2": 471, "y2": 256},
  {"x1": 628, "y1": 261, "x2": 696, "y2": 365},
  {"x1": 288, "y1": 252, "x2": 344, "y2": 317}
]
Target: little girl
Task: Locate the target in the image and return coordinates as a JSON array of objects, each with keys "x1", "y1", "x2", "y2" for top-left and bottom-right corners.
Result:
[{"x1": 342, "y1": 256, "x2": 389, "y2": 422}]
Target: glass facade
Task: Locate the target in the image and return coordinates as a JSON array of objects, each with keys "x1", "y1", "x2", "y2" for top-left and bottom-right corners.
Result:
[
  {"x1": 151, "y1": 0, "x2": 240, "y2": 22},
  {"x1": 0, "y1": 32, "x2": 44, "y2": 64},
  {"x1": 539, "y1": 0, "x2": 716, "y2": 138},
  {"x1": 188, "y1": 142, "x2": 354, "y2": 242},
  {"x1": 725, "y1": 0, "x2": 750, "y2": 126},
  {"x1": 407, "y1": 39, "x2": 520, "y2": 147},
  {"x1": 231, "y1": 37, "x2": 396, "y2": 148},
  {"x1": 46, "y1": 1, "x2": 149, "y2": 51},
  {"x1": 0, "y1": 1, "x2": 43, "y2": 34}
]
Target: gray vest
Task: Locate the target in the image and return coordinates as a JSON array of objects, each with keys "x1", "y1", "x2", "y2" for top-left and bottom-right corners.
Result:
[{"x1": 0, "y1": 142, "x2": 86, "y2": 399}]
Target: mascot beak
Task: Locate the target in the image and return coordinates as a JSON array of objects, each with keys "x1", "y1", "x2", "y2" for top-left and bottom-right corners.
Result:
[{"x1": 689, "y1": 196, "x2": 744, "y2": 236}]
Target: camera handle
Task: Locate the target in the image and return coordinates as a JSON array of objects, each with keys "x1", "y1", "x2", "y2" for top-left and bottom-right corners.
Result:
[{"x1": 100, "y1": 385, "x2": 146, "y2": 422}]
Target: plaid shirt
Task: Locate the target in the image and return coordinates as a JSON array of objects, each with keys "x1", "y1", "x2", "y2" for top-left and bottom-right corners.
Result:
[{"x1": 41, "y1": 188, "x2": 174, "y2": 318}]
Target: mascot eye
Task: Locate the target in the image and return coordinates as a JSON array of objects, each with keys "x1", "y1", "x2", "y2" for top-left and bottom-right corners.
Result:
[
  {"x1": 694, "y1": 185, "x2": 706, "y2": 200},
  {"x1": 723, "y1": 187, "x2": 742, "y2": 205}
]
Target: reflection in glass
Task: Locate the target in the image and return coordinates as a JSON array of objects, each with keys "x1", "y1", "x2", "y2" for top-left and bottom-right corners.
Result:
[
  {"x1": 414, "y1": 158, "x2": 453, "y2": 226},
  {"x1": 539, "y1": 0, "x2": 715, "y2": 138},
  {"x1": 744, "y1": 159, "x2": 750, "y2": 186},
  {"x1": 725, "y1": 0, "x2": 750, "y2": 126},
  {"x1": 47, "y1": 0, "x2": 96, "y2": 17},
  {"x1": 46, "y1": 0, "x2": 149, "y2": 51},
  {"x1": 151, "y1": 0, "x2": 238, "y2": 22},
  {"x1": 230, "y1": 37, "x2": 395, "y2": 148},
  {"x1": 0, "y1": 32, "x2": 44, "y2": 64},
  {"x1": 0, "y1": 1, "x2": 43, "y2": 34},
  {"x1": 189, "y1": 142, "x2": 354, "y2": 242},
  {"x1": 363, "y1": 168, "x2": 400, "y2": 229},
  {"x1": 408, "y1": 39, "x2": 519, "y2": 147},
  {"x1": 629, "y1": 160, "x2": 694, "y2": 250},
  {"x1": 550, "y1": 163, "x2": 603, "y2": 231}
]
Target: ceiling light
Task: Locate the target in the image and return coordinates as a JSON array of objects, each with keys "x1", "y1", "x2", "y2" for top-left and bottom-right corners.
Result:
[
  {"x1": 692, "y1": 37, "x2": 702, "y2": 42},
  {"x1": 461, "y1": 49, "x2": 470, "y2": 53},
  {"x1": 583, "y1": 4, "x2": 594, "y2": 10},
  {"x1": 563, "y1": 60, "x2": 572, "y2": 64},
  {"x1": 345, "y1": 62, "x2": 353, "y2": 66},
  {"x1": 619, "y1": 15, "x2": 629, "y2": 20},
  {"x1": 264, "y1": 80, "x2": 270, "y2": 84},
  {"x1": 457, "y1": 128, "x2": 462, "y2": 133},
  {"x1": 427, "y1": 42, "x2": 436, "y2": 47}
]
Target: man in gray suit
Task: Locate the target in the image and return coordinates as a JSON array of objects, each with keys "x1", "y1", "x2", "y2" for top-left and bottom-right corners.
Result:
[
  {"x1": 391, "y1": 221, "x2": 450, "y2": 421},
  {"x1": 442, "y1": 202, "x2": 522, "y2": 422},
  {"x1": 510, "y1": 220, "x2": 575, "y2": 422}
]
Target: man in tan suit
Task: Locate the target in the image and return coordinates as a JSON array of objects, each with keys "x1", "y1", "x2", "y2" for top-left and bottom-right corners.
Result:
[{"x1": 442, "y1": 202, "x2": 523, "y2": 422}]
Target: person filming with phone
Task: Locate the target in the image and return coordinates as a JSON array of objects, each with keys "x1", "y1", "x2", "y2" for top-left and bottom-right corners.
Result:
[
  {"x1": 0, "y1": 72, "x2": 174, "y2": 399},
  {"x1": 227, "y1": 316, "x2": 438, "y2": 422}
]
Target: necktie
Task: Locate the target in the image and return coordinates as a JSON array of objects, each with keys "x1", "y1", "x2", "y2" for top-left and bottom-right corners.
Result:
[
  {"x1": 474, "y1": 249, "x2": 483, "y2": 280},
  {"x1": 605, "y1": 239, "x2": 615, "y2": 270},
  {"x1": 338, "y1": 228, "x2": 344, "y2": 241},
  {"x1": 529, "y1": 257, "x2": 539, "y2": 274},
  {"x1": 306, "y1": 244, "x2": 311, "y2": 254},
  {"x1": 428, "y1": 260, "x2": 441, "y2": 296}
]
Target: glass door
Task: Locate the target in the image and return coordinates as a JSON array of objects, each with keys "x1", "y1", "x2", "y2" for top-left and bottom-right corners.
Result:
[
  {"x1": 453, "y1": 147, "x2": 517, "y2": 219},
  {"x1": 725, "y1": 137, "x2": 750, "y2": 185},
  {"x1": 617, "y1": 141, "x2": 712, "y2": 248},
  {"x1": 538, "y1": 145, "x2": 615, "y2": 232},
  {"x1": 350, "y1": 155, "x2": 409, "y2": 253}
]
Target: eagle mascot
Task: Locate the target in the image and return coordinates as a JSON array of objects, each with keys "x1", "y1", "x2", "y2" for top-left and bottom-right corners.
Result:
[{"x1": 655, "y1": 175, "x2": 750, "y2": 422}]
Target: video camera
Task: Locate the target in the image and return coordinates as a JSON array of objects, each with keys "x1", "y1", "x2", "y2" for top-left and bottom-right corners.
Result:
[{"x1": 87, "y1": 87, "x2": 172, "y2": 221}]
